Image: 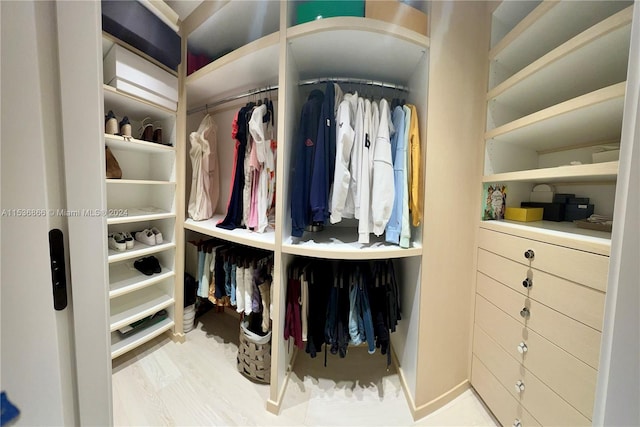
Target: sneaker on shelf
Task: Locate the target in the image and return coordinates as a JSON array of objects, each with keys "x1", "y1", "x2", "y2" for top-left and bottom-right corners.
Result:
[
  {"x1": 122, "y1": 232, "x2": 134, "y2": 249},
  {"x1": 134, "y1": 229, "x2": 156, "y2": 246},
  {"x1": 146, "y1": 256, "x2": 162, "y2": 274},
  {"x1": 150, "y1": 227, "x2": 163, "y2": 244},
  {"x1": 119, "y1": 116, "x2": 132, "y2": 138},
  {"x1": 108, "y1": 233, "x2": 126, "y2": 251},
  {"x1": 134, "y1": 257, "x2": 154, "y2": 276},
  {"x1": 105, "y1": 110, "x2": 118, "y2": 135}
]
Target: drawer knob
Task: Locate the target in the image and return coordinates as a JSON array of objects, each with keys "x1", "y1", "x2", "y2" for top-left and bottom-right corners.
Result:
[
  {"x1": 520, "y1": 307, "x2": 530, "y2": 319},
  {"x1": 518, "y1": 342, "x2": 528, "y2": 354},
  {"x1": 515, "y1": 380, "x2": 525, "y2": 393},
  {"x1": 524, "y1": 249, "x2": 535, "y2": 260},
  {"x1": 513, "y1": 419, "x2": 522, "y2": 427},
  {"x1": 522, "y1": 277, "x2": 533, "y2": 288}
]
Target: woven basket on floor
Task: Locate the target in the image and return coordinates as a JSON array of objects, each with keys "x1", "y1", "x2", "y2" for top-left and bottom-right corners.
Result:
[{"x1": 237, "y1": 325, "x2": 271, "y2": 384}]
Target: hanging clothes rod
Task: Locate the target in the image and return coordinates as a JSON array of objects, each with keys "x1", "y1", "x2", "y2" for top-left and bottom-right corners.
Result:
[
  {"x1": 188, "y1": 77, "x2": 408, "y2": 115},
  {"x1": 299, "y1": 77, "x2": 409, "y2": 92},
  {"x1": 187, "y1": 84, "x2": 278, "y2": 115}
]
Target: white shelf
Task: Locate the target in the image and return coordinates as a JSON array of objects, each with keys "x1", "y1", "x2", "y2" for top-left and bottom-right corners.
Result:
[
  {"x1": 491, "y1": 1, "x2": 542, "y2": 49},
  {"x1": 109, "y1": 262, "x2": 174, "y2": 299},
  {"x1": 184, "y1": 215, "x2": 275, "y2": 251},
  {"x1": 103, "y1": 84, "x2": 176, "y2": 118},
  {"x1": 282, "y1": 228, "x2": 422, "y2": 260},
  {"x1": 488, "y1": 8, "x2": 632, "y2": 120},
  {"x1": 105, "y1": 134, "x2": 175, "y2": 153},
  {"x1": 489, "y1": 1, "x2": 631, "y2": 86},
  {"x1": 108, "y1": 241, "x2": 175, "y2": 263},
  {"x1": 486, "y1": 83, "x2": 626, "y2": 151},
  {"x1": 110, "y1": 286, "x2": 174, "y2": 332},
  {"x1": 111, "y1": 317, "x2": 174, "y2": 359},
  {"x1": 106, "y1": 207, "x2": 174, "y2": 225},
  {"x1": 287, "y1": 17, "x2": 429, "y2": 83},
  {"x1": 186, "y1": 32, "x2": 280, "y2": 110},
  {"x1": 480, "y1": 220, "x2": 611, "y2": 256},
  {"x1": 106, "y1": 179, "x2": 175, "y2": 186},
  {"x1": 483, "y1": 161, "x2": 618, "y2": 184}
]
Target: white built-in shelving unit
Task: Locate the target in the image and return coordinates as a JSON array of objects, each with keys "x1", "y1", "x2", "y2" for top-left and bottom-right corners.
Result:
[
  {"x1": 483, "y1": 1, "x2": 633, "y2": 246},
  {"x1": 102, "y1": 37, "x2": 179, "y2": 359}
]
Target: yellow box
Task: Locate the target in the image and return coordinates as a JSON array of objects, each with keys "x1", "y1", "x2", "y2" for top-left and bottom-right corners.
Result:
[
  {"x1": 505, "y1": 207, "x2": 544, "y2": 222},
  {"x1": 365, "y1": 1, "x2": 429, "y2": 36}
]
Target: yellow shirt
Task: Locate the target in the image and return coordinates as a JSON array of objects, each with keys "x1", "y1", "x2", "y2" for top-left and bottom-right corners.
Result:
[{"x1": 408, "y1": 104, "x2": 422, "y2": 226}]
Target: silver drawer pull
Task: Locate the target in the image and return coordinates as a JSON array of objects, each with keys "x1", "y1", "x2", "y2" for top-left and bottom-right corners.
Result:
[
  {"x1": 522, "y1": 277, "x2": 533, "y2": 288},
  {"x1": 515, "y1": 380, "x2": 525, "y2": 393},
  {"x1": 517, "y1": 342, "x2": 528, "y2": 354},
  {"x1": 520, "y1": 307, "x2": 530, "y2": 318},
  {"x1": 513, "y1": 419, "x2": 522, "y2": 427},
  {"x1": 524, "y1": 249, "x2": 535, "y2": 260}
]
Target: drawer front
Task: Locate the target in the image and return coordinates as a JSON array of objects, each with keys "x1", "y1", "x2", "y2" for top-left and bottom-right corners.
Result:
[
  {"x1": 477, "y1": 271, "x2": 602, "y2": 369},
  {"x1": 475, "y1": 295, "x2": 597, "y2": 419},
  {"x1": 474, "y1": 325, "x2": 591, "y2": 426},
  {"x1": 472, "y1": 355, "x2": 540, "y2": 427},
  {"x1": 478, "y1": 249, "x2": 605, "y2": 331},
  {"x1": 478, "y1": 228, "x2": 609, "y2": 291}
]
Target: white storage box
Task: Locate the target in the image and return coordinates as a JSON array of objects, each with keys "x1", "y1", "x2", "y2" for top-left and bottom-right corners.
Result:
[
  {"x1": 109, "y1": 78, "x2": 177, "y2": 111},
  {"x1": 104, "y1": 44, "x2": 178, "y2": 109},
  {"x1": 592, "y1": 149, "x2": 620, "y2": 163},
  {"x1": 530, "y1": 191, "x2": 554, "y2": 203}
]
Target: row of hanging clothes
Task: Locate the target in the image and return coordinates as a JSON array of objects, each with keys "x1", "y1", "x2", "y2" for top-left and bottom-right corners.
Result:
[
  {"x1": 188, "y1": 113, "x2": 220, "y2": 221},
  {"x1": 291, "y1": 82, "x2": 422, "y2": 247},
  {"x1": 284, "y1": 258, "x2": 401, "y2": 367},
  {"x1": 191, "y1": 239, "x2": 274, "y2": 333},
  {"x1": 216, "y1": 96, "x2": 277, "y2": 233}
]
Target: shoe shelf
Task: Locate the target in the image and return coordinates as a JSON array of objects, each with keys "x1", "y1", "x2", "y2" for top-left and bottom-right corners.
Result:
[
  {"x1": 184, "y1": 215, "x2": 275, "y2": 251},
  {"x1": 107, "y1": 207, "x2": 174, "y2": 225},
  {"x1": 110, "y1": 317, "x2": 174, "y2": 360},
  {"x1": 105, "y1": 134, "x2": 175, "y2": 153},
  {"x1": 487, "y1": 7, "x2": 632, "y2": 126},
  {"x1": 485, "y1": 82, "x2": 625, "y2": 153},
  {"x1": 108, "y1": 241, "x2": 175, "y2": 264},
  {"x1": 109, "y1": 261, "x2": 175, "y2": 299},
  {"x1": 490, "y1": 1, "x2": 543, "y2": 49},
  {"x1": 488, "y1": 1, "x2": 632, "y2": 90},
  {"x1": 109, "y1": 286, "x2": 174, "y2": 332},
  {"x1": 282, "y1": 227, "x2": 423, "y2": 261}
]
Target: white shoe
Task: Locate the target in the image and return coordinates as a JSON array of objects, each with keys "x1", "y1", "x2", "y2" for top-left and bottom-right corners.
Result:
[
  {"x1": 108, "y1": 233, "x2": 126, "y2": 251},
  {"x1": 134, "y1": 229, "x2": 156, "y2": 246},
  {"x1": 122, "y1": 232, "x2": 134, "y2": 249},
  {"x1": 150, "y1": 227, "x2": 163, "y2": 244}
]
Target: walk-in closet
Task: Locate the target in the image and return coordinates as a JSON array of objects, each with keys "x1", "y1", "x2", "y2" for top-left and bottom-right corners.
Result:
[{"x1": 2, "y1": 1, "x2": 638, "y2": 426}]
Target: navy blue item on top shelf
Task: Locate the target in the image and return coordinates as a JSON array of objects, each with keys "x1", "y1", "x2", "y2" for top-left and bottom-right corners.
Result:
[
  {"x1": 102, "y1": 0, "x2": 180, "y2": 71},
  {"x1": 565, "y1": 204, "x2": 595, "y2": 221}
]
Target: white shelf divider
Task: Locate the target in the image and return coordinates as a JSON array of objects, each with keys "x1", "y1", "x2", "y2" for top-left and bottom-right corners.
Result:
[
  {"x1": 110, "y1": 286, "x2": 174, "y2": 332},
  {"x1": 109, "y1": 263, "x2": 174, "y2": 299},
  {"x1": 184, "y1": 215, "x2": 275, "y2": 251},
  {"x1": 106, "y1": 179, "x2": 176, "y2": 185},
  {"x1": 486, "y1": 83, "x2": 626, "y2": 151},
  {"x1": 104, "y1": 84, "x2": 176, "y2": 117},
  {"x1": 483, "y1": 161, "x2": 618, "y2": 184},
  {"x1": 105, "y1": 134, "x2": 175, "y2": 153},
  {"x1": 110, "y1": 317, "x2": 174, "y2": 359},
  {"x1": 108, "y1": 241, "x2": 175, "y2": 263},
  {"x1": 107, "y1": 207, "x2": 174, "y2": 224}
]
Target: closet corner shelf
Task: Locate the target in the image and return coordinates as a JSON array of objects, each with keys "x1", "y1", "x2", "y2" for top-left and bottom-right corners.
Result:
[
  {"x1": 282, "y1": 229, "x2": 422, "y2": 260},
  {"x1": 111, "y1": 317, "x2": 174, "y2": 359},
  {"x1": 106, "y1": 207, "x2": 175, "y2": 225},
  {"x1": 108, "y1": 241, "x2": 176, "y2": 264},
  {"x1": 485, "y1": 82, "x2": 625, "y2": 151},
  {"x1": 103, "y1": 84, "x2": 176, "y2": 118},
  {"x1": 483, "y1": 161, "x2": 618, "y2": 184},
  {"x1": 106, "y1": 179, "x2": 176, "y2": 186},
  {"x1": 105, "y1": 134, "x2": 175, "y2": 153},
  {"x1": 184, "y1": 216, "x2": 276, "y2": 251},
  {"x1": 110, "y1": 286, "x2": 174, "y2": 332},
  {"x1": 109, "y1": 264, "x2": 175, "y2": 299},
  {"x1": 487, "y1": 9, "x2": 632, "y2": 110},
  {"x1": 185, "y1": 32, "x2": 280, "y2": 110},
  {"x1": 479, "y1": 220, "x2": 611, "y2": 256}
]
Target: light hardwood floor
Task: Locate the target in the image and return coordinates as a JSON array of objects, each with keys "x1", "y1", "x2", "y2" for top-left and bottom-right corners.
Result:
[{"x1": 112, "y1": 310, "x2": 497, "y2": 426}]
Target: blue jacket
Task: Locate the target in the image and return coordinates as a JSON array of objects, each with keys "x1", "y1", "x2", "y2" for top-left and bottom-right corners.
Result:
[
  {"x1": 291, "y1": 90, "x2": 324, "y2": 238},
  {"x1": 385, "y1": 106, "x2": 406, "y2": 244},
  {"x1": 310, "y1": 82, "x2": 336, "y2": 223}
]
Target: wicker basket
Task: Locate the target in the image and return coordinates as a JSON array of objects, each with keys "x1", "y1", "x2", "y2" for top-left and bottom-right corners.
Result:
[{"x1": 237, "y1": 322, "x2": 271, "y2": 383}]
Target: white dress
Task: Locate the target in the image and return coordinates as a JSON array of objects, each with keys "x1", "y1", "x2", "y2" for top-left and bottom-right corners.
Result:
[{"x1": 188, "y1": 114, "x2": 218, "y2": 220}]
